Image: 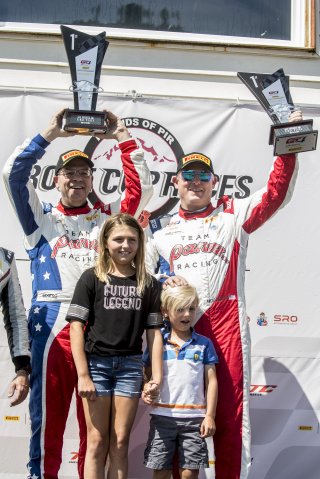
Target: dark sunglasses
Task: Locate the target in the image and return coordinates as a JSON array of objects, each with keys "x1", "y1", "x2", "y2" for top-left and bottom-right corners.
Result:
[{"x1": 180, "y1": 170, "x2": 213, "y2": 182}]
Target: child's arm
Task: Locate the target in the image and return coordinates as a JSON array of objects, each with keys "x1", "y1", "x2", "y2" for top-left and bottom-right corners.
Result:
[
  {"x1": 142, "y1": 365, "x2": 154, "y2": 405},
  {"x1": 70, "y1": 320, "x2": 96, "y2": 401},
  {"x1": 146, "y1": 328, "x2": 163, "y2": 394},
  {"x1": 200, "y1": 364, "x2": 218, "y2": 438}
]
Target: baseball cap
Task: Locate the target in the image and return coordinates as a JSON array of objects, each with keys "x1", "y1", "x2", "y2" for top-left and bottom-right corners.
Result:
[
  {"x1": 55, "y1": 150, "x2": 94, "y2": 174},
  {"x1": 176, "y1": 152, "x2": 214, "y2": 174}
]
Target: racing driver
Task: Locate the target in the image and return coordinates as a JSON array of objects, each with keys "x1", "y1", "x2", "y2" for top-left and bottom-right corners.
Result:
[
  {"x1": 3, "y1": 108, "x2": 153, "y2": 479},
  {"x1": 0, "y1": 247, "x2": 31, "y2": 406},
  {"x1": 146, "y1": 111, "x2": 303, "y2": 479}
]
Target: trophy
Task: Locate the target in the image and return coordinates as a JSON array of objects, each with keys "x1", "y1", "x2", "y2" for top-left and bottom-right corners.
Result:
[
  {"x1": 60, "y1": 25, "x2": 109, "y2": 133},
  {"x1": 237, "y1": 69, "x2": 318, "y2": 155}
]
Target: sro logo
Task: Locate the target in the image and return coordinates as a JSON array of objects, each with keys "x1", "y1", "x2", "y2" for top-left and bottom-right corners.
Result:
[{"x1": 274, "y1": 315, "x2": 298, "y2": 324}]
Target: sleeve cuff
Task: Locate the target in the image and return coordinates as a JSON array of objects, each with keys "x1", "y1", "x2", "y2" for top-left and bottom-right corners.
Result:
[
  {"x1": 13, "y1": 356, "x2": 32, "y2": 374},
  {"x1": 33, "y1": 134, "x2": 51, "y2": 149}
]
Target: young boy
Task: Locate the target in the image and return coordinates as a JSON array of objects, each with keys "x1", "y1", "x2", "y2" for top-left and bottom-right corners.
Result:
[{"x1": 143, "y1": 285, "x2": 218, "y2": 479}]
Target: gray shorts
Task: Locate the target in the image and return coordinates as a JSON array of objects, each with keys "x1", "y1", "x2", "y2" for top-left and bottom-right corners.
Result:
[{"x1": 144, "y1": 415, "x2": 209, "y2": 470}]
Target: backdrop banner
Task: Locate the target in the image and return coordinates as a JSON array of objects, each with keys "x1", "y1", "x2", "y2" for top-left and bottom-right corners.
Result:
[{"x1": 0, "y1": 92, "x2": 319, "y2": 479}]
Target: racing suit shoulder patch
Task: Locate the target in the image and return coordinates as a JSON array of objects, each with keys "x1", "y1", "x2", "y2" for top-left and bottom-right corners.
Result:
[
  {"x1": 149, "y1": 215, "x2": 172, "y2": 234},
  {"x1": 42, "y1": 202, "x2": 53, "y2": 214}
]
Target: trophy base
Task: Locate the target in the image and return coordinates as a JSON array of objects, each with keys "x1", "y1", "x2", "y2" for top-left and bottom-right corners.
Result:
[
  {"x1": 63, "y1": 109, "x2": 107, "y2": 134},
  {"x1": 269, "y1": 119, "x2": 318, "y2": 155}
]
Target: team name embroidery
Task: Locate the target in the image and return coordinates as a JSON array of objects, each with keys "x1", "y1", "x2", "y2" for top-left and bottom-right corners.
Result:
[
  {"x1": 51, "y1": 235, "x2": 99, "y2": 258},
  {"x1": 169, "y1": 242, "x2": 229, "y2": 271}
]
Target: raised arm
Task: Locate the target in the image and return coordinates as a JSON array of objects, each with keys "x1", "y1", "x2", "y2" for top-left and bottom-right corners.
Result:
[
  {"x1": 95, "y1": 112, "x2": 153, "y2": 219},
  {"x1": 231, "y1": 111, "x2": 303, "y2": 236},
  {"x1": 2, "y1": 108, "x2": 74, "y2": 244}
]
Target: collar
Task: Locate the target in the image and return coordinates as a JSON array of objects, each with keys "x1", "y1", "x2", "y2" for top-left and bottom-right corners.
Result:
[
  {"x1": 178, "y1": 203, "x2": 214, "y2": 219},
  {"x1": 163, "y1": 327, "x2": 198, "y2": 347},
  {"x1": 56, "y1": 201, "x2": 92, "y2": 216}
]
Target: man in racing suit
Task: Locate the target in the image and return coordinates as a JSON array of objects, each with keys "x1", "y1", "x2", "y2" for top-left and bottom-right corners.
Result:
[
  {"x1": 145, "y1": 112, "x2": 302, "y2": 479},
  {"x1": 3, "y1": 108, "x2": 153, "y2": 479},
  {"x1": 0, "y1": 247, "x2": 31, "y2": 406}
]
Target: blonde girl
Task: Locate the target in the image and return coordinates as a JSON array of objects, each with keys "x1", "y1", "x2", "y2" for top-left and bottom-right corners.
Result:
[{"x1": 67, "y1": 213, "x2": 163, "y2": 479}]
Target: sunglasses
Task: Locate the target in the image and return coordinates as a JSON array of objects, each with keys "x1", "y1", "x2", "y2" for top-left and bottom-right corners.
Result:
[{"x1": 180, "y1": 170, "x2": 213, "y2": 182}]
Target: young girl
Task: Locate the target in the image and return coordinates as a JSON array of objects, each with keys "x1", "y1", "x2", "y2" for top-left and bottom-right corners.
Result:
[{"x1": 66, "y1": 213, "x2": 163, "y2": 479}]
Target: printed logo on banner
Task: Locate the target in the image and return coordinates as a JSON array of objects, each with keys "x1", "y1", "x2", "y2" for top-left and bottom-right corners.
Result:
[
  {"x1": 83, "y1": 117, "x2": 254, "y2": 217},
  {"x1": 256, "y1": 312, "x2": 268, "y2": 326},
  {"x1": 273, "y1": 314, "x2": 298, "y2": 325},
  {"x1": 250, "y1": 385, "x2": 277, "y2": 396},
  {"x1": 85, "y1": 117, "x2": 184, "y2": 218},
  {"x1": 29, "y1": 117, "x2": 254, "y2": 217},
  {"x1": 69, "y1": 451, "x2": 79, "y2": 463}
]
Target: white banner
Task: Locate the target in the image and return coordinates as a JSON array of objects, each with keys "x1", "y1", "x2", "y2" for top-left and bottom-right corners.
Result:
[{"x1": 0, "y1": 92, "x2": 319, "y2": 479}]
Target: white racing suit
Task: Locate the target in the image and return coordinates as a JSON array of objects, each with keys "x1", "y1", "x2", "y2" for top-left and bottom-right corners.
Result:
[
  {"x1": 3, "y1": 134, "x2": 153, "y2": 479},
  {"x1": 146, "y1": 154, "x2": 298, "y2": 479}
]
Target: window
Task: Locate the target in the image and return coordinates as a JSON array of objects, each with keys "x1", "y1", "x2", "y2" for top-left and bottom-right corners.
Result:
[{"x1": 0, "y1": 0, "x2": 314, "y2": 49}]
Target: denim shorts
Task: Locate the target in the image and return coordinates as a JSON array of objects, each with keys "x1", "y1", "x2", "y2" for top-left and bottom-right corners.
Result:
[
  {"x1": 87, "y1": 354, "x2": 143, "y2": 398},
  {"x1": 144, "y1": 415, "x2": 209, "y2": 470}
]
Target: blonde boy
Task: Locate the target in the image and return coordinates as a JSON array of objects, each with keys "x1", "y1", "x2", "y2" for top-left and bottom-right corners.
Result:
[{"x1": 143, "y1": 285, "x2": 218, "y2": 479}]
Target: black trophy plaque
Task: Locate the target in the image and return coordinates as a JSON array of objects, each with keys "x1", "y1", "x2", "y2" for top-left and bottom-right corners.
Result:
[
  {"x1": 61, "y1": 25, "x2": 109, "y2": 133},
  {"x1": 238, "y1": 69, "x2": 318, "y2": 155}
]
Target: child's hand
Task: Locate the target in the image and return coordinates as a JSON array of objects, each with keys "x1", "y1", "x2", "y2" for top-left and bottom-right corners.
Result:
[
  {"x1": 200, "y1": 415, "x2": 216, "y2": 438},
  {"x1": 141, "y1": 380, "x2": 160, "y2": 405},
  {"x1": 78, "y1": 375, "x2": 97, "y2": 401}
]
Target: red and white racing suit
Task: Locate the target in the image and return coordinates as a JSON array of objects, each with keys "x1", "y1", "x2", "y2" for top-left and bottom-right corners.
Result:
[
  {"x1": 146, "y1": 154, "x2": 298, "y2": 479},
  {"x1": 3, "y1": 134, "x2": 152, "y2": 479}
]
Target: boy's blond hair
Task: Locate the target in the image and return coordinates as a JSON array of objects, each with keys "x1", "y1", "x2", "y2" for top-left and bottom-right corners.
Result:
[{"x1": 161, "y1": 285, "x2": 199, "y2": 313}]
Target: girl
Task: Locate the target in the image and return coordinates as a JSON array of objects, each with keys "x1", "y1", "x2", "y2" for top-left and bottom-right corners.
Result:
[{"x1": 66, "y1": 213, "x2": 163, "y2": 479}]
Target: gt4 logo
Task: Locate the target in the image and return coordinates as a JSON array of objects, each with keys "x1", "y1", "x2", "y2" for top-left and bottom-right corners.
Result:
[{"x1": 286, "y1": 136, "x2": 306, "y2": 144}]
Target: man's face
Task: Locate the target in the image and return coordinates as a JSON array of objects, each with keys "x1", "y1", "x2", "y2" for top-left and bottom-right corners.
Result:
[
  {"x1": 53, "y1": 158, "x2": 93, "y2": 208},
  {"x1": 172, "y1": 163, "x2": 217, "y2": 211}
]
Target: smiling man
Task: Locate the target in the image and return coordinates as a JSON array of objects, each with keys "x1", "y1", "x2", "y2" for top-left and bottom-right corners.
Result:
[
  {"x1": 3, "y1": 108, "x2": 153, "y2": 479},
  {"x1": 54, "y1": 150, "x2": 95, "y2": 208},
  {"x1": 146, "y1": 111, "x2": 303, "y2": 479}
]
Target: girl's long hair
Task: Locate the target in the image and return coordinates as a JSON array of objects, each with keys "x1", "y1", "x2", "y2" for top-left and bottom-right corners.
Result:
[{"x1": 95, "y1": 213, "x2": 152, "y2": 294}]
